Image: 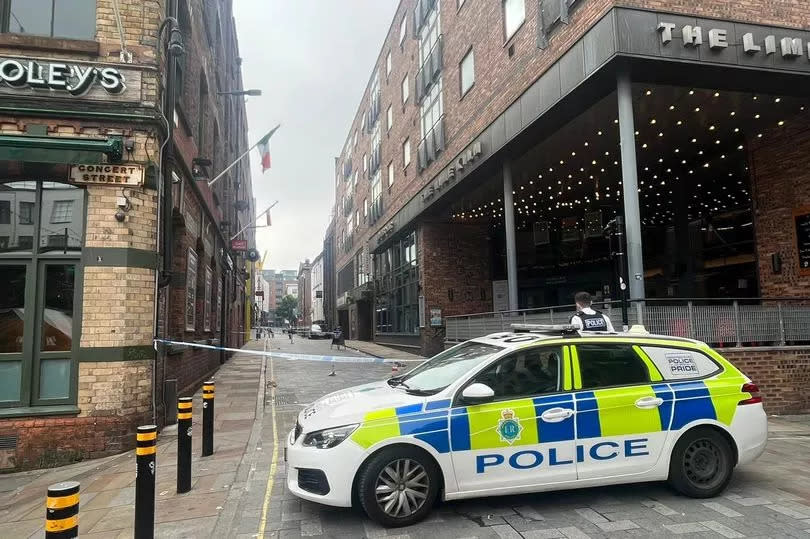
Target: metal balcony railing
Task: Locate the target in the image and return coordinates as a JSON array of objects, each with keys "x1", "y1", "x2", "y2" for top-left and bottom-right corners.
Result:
[
  {"x1": 413, "y1": 0, "x2": 438, "y2": 36},
  {"x1": 342, "y1": 196, "x2": 353, "y2": 216},
  {"x1": 445, "y1": 298, "x2": 810, "y2": 348},
  {"x1": 415, "y1": 35, "x2": 443, "y2": 103},
  {"x1": 417, "y1": 115, "x2": 446, "y2": 171}
]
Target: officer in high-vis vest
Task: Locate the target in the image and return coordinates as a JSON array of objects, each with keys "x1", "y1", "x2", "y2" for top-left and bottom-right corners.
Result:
[{"x1": 569, "y1": 291, "x2": 615, "y2": 332}]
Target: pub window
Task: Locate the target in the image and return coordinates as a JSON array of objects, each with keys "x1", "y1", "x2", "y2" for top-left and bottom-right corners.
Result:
[
  {"x1": 1, "y1": 0, "x2": 97, "y2": 40},
  {"x1": 186, "y1": 248, "x2": 198, "y2": 331},
  {"x1": 0, "y1": 200, "x2": 9, "y2": 224},
  {"x1": 204, "y1": 266, "x2": 213, "y2": 332}
]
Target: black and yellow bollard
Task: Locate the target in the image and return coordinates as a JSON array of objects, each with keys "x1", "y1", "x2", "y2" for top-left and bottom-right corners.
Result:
[
  {"x1": 135, "y1": 425, "x2": 157, "y2": 539},
  {"x1": 46, "y1": 481, "x2": 79, "y2": 538},
  {"x1": 177, "y1": 397, "x2": 192, "y2": 493},
  {"x1": 202, "y1": 380, "x2": 215, "y2": 457}
]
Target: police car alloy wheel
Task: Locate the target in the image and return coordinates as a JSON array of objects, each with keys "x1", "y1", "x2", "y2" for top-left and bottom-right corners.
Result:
[
  {"x1": 668, "y1": 427, "x2": 734, "y2": 498},
  {"x1": 357, "y1": 446, "x2": 440, "y2": 527}
]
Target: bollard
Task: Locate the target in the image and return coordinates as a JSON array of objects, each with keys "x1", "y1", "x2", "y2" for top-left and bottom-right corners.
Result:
[
  {"x1": 202, "y1": 380, "x2": 215, "y2": 457},
  {"x1": 46, "y1": 481, "x2": 79, "y2": 538},
  {"x1": 135, "y1": 425, "x2": 157, "y2": 539},
  {"x1": 177, "y1": 397, "x2": 192, "y2": 493}
]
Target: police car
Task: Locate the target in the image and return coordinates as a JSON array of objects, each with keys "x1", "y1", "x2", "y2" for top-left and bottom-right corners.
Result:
[{"x1": 285, "y1": 325, "x2": 767, "y2": 527}]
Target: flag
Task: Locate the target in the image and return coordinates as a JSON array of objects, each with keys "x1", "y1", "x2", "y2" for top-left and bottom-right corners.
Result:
[{"x1": 256, "y1": 124, "x2": 280, "y2": 173}]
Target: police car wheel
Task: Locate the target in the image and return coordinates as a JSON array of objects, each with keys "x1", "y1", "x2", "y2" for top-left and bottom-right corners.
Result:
[
  {"x1": 668, "y1": 428, "x2": 734, "y2": 498},
  {"x1": 357, "y1": 446, "x2": 440, "y2": 527}
]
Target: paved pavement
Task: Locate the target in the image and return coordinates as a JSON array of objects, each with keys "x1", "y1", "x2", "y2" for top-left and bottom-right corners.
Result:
[
  {"x1": 344, "y1": 339, "x2": 427, "y2": 361},
  {"x1": 2, "y1": 338, "x2": 810, "y2": 538}
]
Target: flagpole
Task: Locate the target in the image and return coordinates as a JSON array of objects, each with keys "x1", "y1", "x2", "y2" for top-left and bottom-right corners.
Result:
[
  {"x1": 231, "y1": 200, "x2": 278, "y2": 241},
  {"x1": 207, "y1": 123, "x2": 280, "y2": 188}
]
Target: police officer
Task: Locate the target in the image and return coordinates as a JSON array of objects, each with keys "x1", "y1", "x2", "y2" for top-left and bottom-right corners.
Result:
[{"x1": 569, "y1": 291, "x2": 615, "y2": 332}]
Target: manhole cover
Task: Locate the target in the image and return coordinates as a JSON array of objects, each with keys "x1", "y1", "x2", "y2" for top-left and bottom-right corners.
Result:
[{"x1": 273, "y1": 392, "x2": 296, "y2": 405}]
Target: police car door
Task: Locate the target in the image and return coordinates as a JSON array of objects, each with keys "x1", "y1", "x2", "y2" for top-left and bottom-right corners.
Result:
[
  {"x1": 449, "y1": 345, "x2": 577, "y2": 493},
  {"x1": 571, "y1": 343, "x2": 673, "y2": 480}
]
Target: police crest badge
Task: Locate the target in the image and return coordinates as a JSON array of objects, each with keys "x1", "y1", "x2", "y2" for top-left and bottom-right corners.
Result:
[{"x1": 496, "y1": 408, "x2": 523, "y2": 444}]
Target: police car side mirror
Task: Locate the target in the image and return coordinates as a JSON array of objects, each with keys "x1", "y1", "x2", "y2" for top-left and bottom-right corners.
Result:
[{"x1": 461, "y1": 383, "x2": 495, "y2": 404}]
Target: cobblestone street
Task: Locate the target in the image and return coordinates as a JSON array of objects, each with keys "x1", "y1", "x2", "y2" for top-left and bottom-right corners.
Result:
[{"x1": 2, "y1": 339, "x2": 810, "y2": 538}]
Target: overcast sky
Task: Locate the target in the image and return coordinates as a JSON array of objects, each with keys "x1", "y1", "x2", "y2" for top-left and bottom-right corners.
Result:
[{"x1": 233, "y1": 1, "x2": 398, "y2": 271}]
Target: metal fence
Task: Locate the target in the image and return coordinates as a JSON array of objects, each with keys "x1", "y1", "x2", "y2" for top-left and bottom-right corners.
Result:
[{"x1": 445, "y1": 298, "x2": 810, "y2": 348}]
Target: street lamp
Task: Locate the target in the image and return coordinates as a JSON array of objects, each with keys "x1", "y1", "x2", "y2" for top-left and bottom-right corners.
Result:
[{"x1": 218, "y1": 89, "x2": 262, "y2": 97}]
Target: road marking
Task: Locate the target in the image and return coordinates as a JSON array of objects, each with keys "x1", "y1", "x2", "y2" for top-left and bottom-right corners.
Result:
[{"x1": 258, "y1": 338, "x2": 279, "y2": 538}]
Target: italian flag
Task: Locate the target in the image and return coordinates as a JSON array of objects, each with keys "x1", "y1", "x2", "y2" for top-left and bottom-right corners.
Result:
[{"x1": 256, "y1": 124, "x2": 280, "y2": 172}]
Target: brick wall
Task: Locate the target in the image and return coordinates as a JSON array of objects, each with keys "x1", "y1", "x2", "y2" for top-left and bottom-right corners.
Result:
[
  {"x1": 749, "y1": 115, "x2": 810, "y2": 297},
  {"x1": 722, "y1": 347, "x2": 810, "y2": 414},
  {"x1": 420, "y1": 221, "x2": 492, "y2": 355}
]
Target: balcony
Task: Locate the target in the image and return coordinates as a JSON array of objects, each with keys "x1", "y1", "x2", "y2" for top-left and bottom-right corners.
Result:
[
  {"x1": 415, "y1": 35, "x2": 443, "y2": 103},
  {"x1": 369, "y1": 143, "x2": 381, "y2": 178},
  {"x1": 417, "y1": 115, "x2": 446, "y2": 171},
  {"x1": 343, "y1": 196, "x2": 353, "y2": 216},
  {"x1": 342, "y1": 160, "x2": 352, "y2": 179},
  {"x1": 343, "y1": 233, "x2": 354, "y2": 253},
  {"x1": 413, "y1": 0, "x2": 438, "y2": 36},
  {"x1": 366, "y1": 93, "x2": 381, "y2": 132},
  {"x1": 369, "y1": 197, "x2": 383, "y2": 224}
]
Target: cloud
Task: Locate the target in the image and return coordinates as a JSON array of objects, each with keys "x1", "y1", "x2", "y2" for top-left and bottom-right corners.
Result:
[{"x1": 234, "y1": 1, "x2": 398, "y2": 270}]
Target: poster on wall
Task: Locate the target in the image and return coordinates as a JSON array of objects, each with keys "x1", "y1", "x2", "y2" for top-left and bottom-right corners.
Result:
[
  {"x1": 794, "y1": 207, "x2": 810, "y2": 275},
  {"x1": 430, "y1": 308, "x2": 442, "y2": 327},
  {"x1": 492, "y1": 280, "x2": 509, "y2": 312}
]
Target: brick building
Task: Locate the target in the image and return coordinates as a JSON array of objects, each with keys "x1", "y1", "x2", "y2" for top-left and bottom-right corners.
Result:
[
  {"x1": 0, "y1": 0, "x2": 255, "y2": 471},
  {"x1": 328, "y1": 0, "x2": 810, "y2": 409}
]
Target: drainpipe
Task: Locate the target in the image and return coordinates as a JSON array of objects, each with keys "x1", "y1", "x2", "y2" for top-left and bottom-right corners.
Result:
[{"x1": 158, "y1": 2, "x2": 182, "y2": 289}]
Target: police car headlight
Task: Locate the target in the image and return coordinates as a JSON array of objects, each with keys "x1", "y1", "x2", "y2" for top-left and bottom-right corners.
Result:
[{"x1": 302, "y1": 424, "x2": 359, "y2": 449}]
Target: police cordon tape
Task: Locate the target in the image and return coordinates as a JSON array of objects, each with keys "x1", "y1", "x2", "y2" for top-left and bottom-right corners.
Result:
[{"x1": 153, "y1": 338, "x2": 424, "y2": 364}]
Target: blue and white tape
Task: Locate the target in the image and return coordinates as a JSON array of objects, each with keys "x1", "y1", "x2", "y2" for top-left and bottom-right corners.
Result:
[{"x1": 153, "y1": 338, "x2": 423, "y2": 364}]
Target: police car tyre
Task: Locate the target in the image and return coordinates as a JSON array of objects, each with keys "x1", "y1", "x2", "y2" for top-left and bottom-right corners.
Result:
[
  {"x1": 668, "y1": 427, "x2": 734, "y2": 498},
  {"x1": 356, "y1": 446, "x2": 440, "y2": 527}
]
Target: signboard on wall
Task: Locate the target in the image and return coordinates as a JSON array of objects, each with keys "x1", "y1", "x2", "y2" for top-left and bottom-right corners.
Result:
[
  {"x1": 69, "y1": 164, "x2": 144, "y2": 186},
  {"x1": 231, "y1": 239, "x2": 247, "y2": 251},
  {"x1": 794, "y1": 207, "x2": 810, "y2": 275},
  {"x1": 492, "y1": 280, "x2": 509, "y2": 312}
]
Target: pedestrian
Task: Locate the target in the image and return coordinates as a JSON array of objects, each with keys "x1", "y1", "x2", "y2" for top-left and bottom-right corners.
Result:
[
  {"x1": 288, "y1": 326, "x2": 294, "y2": 343},
  {"x1": 331, "y1": 326, "x2": 344, "y2": 350},
  {"x1": 269, "y1": 327, "x2": 274, "y2": 339},
  {"x1": 569, "y1": 291, "x2": 615, "y2": 332}
]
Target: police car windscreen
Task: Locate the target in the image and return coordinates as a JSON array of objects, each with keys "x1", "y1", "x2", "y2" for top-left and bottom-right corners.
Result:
[{"x1": 397, "y1": 342, "x2": 502, "y2": 394}]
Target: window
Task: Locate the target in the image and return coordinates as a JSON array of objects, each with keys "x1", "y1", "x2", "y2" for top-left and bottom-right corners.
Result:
[
  {"x1": 418, "y1": 7, "x2": 440, "y2": 68},
  {"x1": 0, "y1": 200, "x2": 9, "y2": 224},
  {"x1": 353, "y1": 130, "x2": 358, "y2": 148},
  {"x1": 363, "y1": 153, "x2": 368, "y2": 172},
  {"x1": 355, "y1": 209, "x2": 359, "y2": 228},
  {"x1": 399, "y1": 15, "x2": 407, "y2": 45},
  {"x1": 374, "y1": 232, "x2": 419, "y2": 335},
  {"x1": 2, "y1": 0, "x2": 96, "y2": 40},
  {"x1": 387, "y1": 105, "x2": 393, "y2": 132},
  {"x1": 198, "y1": 72, "x2": 208, "y2": 149},
  {"x1": 576, "y1": 344, "x2": 650, "y2": 389},
  {"x1": 460, "y1": 48, "x2": 475, "y2": 96},
  {"x1": 401, "y1": 74, "x2": 410, "y2": 104},
  {"x1": 386, "y1": 51, "x2": 392, "y2": 77},
  {"x1": 186, "y1": 249, "x2": 198, "y2": 331},
  {"x1": 641, "y1": 347, "x2": 720, "y2": 380},
  {"x1": 346, "y1": 212, "x2": 354, "y2": 236},
  {"x1": 420, "y1": 78, "x2": 443, "y2": 137},
  {"x1": 458, "y1": 0, "x2": 466, "y2": 7},
  {"x1": 215, "y1": 277, "x2": 222, "y2": 334},
  {"x1": 472, "y1": 347, "x2": 561, "y2": 399},
  {"x1": 403, "y1": 138, "x2": 411, "y2": 167},
  {"x1": 398, "y1": 342, "x2": 501, "y2": 393},
  {"x1": 204, "y1": 267, "x2": 213, "y2": 332},
  {"x1": 388, "y1": 161, "x2": 394, "y2": 187},
  {"x1": 363, "y1": 198, "x2": 369, "y2": 218},
  {"x1": 503, "y1": 0, "x2": 526, "y2": 41},
  {"x1": 50, "y1": 200, "x2": 73, "y2": 223},
  {"x1": 19, "y1": 202, "x2": 33, "y2": 225},
  {"x1": 356, "y1": 249, "x2": 369, "y2": 286},
  {"x1": 372, "y1": 172, "x2": 382, "y2": 202}
]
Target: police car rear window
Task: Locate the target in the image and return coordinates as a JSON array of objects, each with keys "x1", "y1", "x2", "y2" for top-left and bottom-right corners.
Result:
[
  {"x1": 576, "y1": 344, "x2": 650, "y2": 389},
  {"x1": 641, "y1": 346, "x2": 720, "y2": 380}
]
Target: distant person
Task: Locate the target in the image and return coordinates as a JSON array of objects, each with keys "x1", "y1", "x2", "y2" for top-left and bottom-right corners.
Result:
[
  {"x1": 288, "y1": 326, "x2": 294, "y2": 343},
  {"x1": 569, "y1": 291, "x2": 615, "y2": 332},
  {"x1": 331, "y1": 326, "x2": 344, "y2": 350},
  {"x1": 269, "y1": 327, "x2": 274, "y2": 339}
]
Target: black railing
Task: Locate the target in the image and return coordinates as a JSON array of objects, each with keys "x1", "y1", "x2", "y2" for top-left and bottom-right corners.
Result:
[
  {"x1": 417, "y1": 115, "x2": 446, "y2": 171},
  {"x1": 415, "y1": 35, "x2": 443, "y2": 103}
]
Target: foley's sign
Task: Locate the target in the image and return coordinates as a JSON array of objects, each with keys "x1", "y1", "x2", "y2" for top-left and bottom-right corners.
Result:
[
  {"x1": 0, "y1": 58, "x2": 126, "y2": 96},
  {"x1": 69, "y1": 164, "x2": 144, "y2": 186}
]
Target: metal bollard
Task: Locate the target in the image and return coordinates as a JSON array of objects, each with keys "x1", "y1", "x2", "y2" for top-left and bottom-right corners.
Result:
[
  {"x1": 46, "y1": 481, "x2": 79, "y2": 538},
  {"x1": 177, "y1": 397, "x2": 192, "y2": 493},
  {"x1": 135, "y1": 425, "x2": 157, "y2": 539},
  {"x1": 202, "y1": 380, "x2": 215, "y2": 457}
]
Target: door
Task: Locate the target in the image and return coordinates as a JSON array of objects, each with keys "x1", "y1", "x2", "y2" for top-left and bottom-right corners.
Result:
[
  {"x1": 572, "y1": 343, "x2": 673, "y2": 480},
  {"x1": 0, "y1": 262, "x2": 33, "y2": 407},
  {"x1": 450, "y1": 345, "x2": 577, "y2": 493}
]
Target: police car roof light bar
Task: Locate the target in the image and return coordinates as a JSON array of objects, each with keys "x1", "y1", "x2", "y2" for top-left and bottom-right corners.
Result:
[{"x1": 511, "y1": 323, "x2": 578, "y2": 335}]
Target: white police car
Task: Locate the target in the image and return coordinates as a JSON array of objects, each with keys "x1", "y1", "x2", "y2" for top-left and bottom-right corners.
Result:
[{"x1": 285, "y1": 325, "x2": 767, "y2": 527}]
